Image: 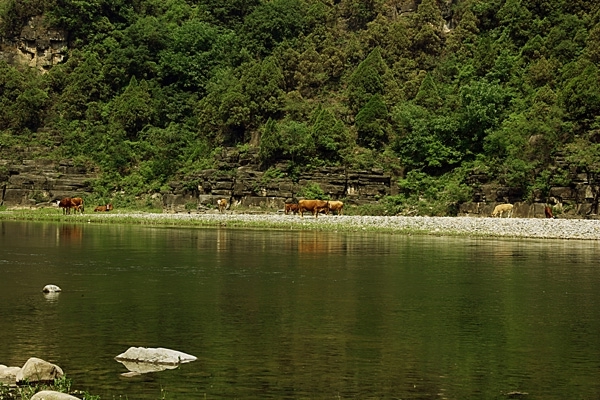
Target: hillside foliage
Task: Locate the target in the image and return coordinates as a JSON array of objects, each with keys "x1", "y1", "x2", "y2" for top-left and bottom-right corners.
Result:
[{"x1": 1, "y1": 0, "x2": 600, "y2": 214}]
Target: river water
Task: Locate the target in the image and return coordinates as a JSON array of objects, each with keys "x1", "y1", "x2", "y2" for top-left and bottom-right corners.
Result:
[{"x1": 1, "y1": 220, "x2": 600, "y2": 399}]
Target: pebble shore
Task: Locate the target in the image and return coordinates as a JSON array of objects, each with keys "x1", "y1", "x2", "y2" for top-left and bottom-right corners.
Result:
[{"x1": 83, "y1": 212, "x2": 600, "y2": 240}]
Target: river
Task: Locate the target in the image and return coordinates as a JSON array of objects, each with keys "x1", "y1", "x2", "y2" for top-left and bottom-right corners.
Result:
[{"x1": 1, "y1": 220, "x2": 600, "y2": 399}]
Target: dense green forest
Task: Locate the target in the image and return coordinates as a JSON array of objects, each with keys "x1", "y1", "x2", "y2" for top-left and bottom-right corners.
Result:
[{"x1": 1, "y1": 0, "x2": 600, "y2": 212}]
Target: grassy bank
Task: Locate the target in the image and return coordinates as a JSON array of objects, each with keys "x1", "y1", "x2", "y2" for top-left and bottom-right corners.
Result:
[
  {"x1": 4, "y1": 207, "x2": 599, "y2": 240},
  {"x1": 0, "y1": 207, "x2": 434, "y2": 236}
]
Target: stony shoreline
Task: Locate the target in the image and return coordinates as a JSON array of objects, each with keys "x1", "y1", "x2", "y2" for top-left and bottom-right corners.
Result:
[{"x1": 10, "y1": 210, "x2": 598, "y2": 240}]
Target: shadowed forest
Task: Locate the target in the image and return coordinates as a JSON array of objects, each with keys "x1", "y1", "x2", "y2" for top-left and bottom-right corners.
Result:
[{"x1": 1, "y1": 0, "x2": 600, "y2": 213}]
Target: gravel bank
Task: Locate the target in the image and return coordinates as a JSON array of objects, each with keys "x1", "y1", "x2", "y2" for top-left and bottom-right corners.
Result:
[{"x1": 79, "y1": 212, "x2": 600, "y2": 240}]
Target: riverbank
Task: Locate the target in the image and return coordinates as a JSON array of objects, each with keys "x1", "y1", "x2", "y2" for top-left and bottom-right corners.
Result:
[{"x1": 2, "y1": 208, "x2": 600, "y2": 240}]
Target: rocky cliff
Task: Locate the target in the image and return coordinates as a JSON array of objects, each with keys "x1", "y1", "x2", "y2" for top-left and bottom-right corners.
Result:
[
  {"x1": 1, "y1": 147, "x2": 599, "y2": 219},
  {"x1": 0, "y1": 16, "x2": 68, "y2": 72}
]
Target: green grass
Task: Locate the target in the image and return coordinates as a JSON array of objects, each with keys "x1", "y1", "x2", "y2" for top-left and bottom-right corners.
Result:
[{"x1": 0, "y1": 207, "x2": 436, "y2": 235}]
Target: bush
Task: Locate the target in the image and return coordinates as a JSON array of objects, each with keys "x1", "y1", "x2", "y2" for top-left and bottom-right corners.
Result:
[{"x1": 297, "y1": 182, "x2": 329, "y2": 199}]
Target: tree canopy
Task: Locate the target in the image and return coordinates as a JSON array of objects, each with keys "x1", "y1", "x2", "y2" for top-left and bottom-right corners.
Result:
[{"x1": 1, "y1": 0, "x2": 599, "y2": 212}]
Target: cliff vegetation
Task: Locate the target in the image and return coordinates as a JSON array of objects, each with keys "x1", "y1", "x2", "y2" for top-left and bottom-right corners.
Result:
[{"x1": 1, "y1": 0, "x2": 600, "y2": 214}]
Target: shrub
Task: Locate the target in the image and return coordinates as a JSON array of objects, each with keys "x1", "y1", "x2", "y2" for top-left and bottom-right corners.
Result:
[{"x1": 297, "y1": 182, "x2": 329, "y2": 199}]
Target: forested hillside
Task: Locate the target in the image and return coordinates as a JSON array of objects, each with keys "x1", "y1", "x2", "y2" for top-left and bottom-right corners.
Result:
[{"x1": 1, "y1": 0, "x2": 600, "y2": 213}]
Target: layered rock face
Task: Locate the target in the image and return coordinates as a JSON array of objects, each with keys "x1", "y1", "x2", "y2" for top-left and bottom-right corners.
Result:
[
  {"x1": 0, "y1": 150, "x2": 396, "y2": 211},
  {"x1": 1, "y1": 146, "x2": 599, "y2": 218},
  {"x1": 0, "y1": 159, "x2": 95, "y2": 207},
  {"x1": 0, "y1": 16, "x2": 68, "y2": 72},
  {"x1": 161, "y1": 147, "x2": 396, "y2": 212}
]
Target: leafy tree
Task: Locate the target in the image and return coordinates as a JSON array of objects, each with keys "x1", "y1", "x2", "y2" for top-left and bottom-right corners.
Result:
[
  {"x1": 346, "y1": 47, "x2": 388, "y2": 112},
  {"x1": 311, "y1": 107, "x2": 352, "y2": 161},
  {"x1": 196, "y1": 67, "x2": 249, "y2": 145},
  {"x1": 559, "y1": 61, "x2": 600, "y2": 124},
  {"x1": 497, "y1": 0, "x2": 534, "y2": 46},
  {"x1": 239, "y1": 57, "x2": 286, "y2": 137},
  {"x1": 457, "y1": 78, "x2": 512, "y2": 154},
  {"x1": 525, "y1": 56, "x2": 556, "y2": 87},
  {"x1": 240, "y1": 0, "x2": 308, "y2": 57},
  {"x1": 410, "y1": 0, "x2": 445, "y2": 68},
  {"x1": 545, "y1": 14, "x2": 587, "y2": 62},
  {"x1": 259, "y1": 118, "x2": 284, "y2": 162},
  {"x1": 391, "y1": 103, "x2": 462, "y2": 170},
  {"x1": 201, "y1": 0, "x2": 260, "y2": 27},
  {"x1": 414, "y1": 73, "x2": 443, "y2": 109},
  {"x1": 564, "y1": 130, "x2": 600, "y2": 214},
  {"x1": 47, "y1": 0, "x2": 131, "y2": 44},
  {"x1": 158, "y1": 20, "x2": 237, "y2": 93},
  {"x1": 108, "y1": 77, "x2": 156, "y2": 139},
  {"x1": 259, "y1": 118, "x2": 314, "y2": 165},
  {"x1": 585, "y1": 21, "x2": 600, "y2": 63},
  {"x1": 338, "y1": 0, "x2": 383, "y2": 31},
  {"x1": 445, "y1": 8, "x2": 480, "y2": 59},
  {"x1": 0, "y1": 0, "x2": 47, "y2": 36},
  {"x1": 355, "y1": 94, "x2": 388, "y2": 148},
  {"x1": 52, "y1": 51, "x2": 109, "y2": 120}
]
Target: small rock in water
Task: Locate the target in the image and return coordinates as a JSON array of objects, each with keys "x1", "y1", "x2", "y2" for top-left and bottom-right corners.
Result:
[{"x1": 42, "y1": 284, "x2": 62, "y2": 293}]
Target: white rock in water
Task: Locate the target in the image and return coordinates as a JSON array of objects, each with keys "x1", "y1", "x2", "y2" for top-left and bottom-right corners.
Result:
[
  {"x1": 30, "y1": 390, "x2": 81, "y2": 400},
  {"x1": 115, "y1": 347, "x2": 197, "y2": 365},
  {"x1": 42, "y1": 284, "x2": 62, "y2": 293},
  {"x1": 16, "y1": 357, "x2": 64, "y2": 384}
]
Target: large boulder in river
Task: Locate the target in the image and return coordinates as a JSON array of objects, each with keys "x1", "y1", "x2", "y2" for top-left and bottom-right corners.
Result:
[
  {"x1": 16, "y1": 357, "x2": 64, "y2": 384},
  {"x1": 115, "y1": 347, "x2": 197, "y2": 376},
  {"x1": 115, "y1": 347, "x2": 197, "y2": 365},
  {"x1": 30, "y1": 391, "x2": 81, "y2": 400}
]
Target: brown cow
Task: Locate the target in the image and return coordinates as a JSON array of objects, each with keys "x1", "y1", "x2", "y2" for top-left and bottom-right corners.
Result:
[
  {"x1": 327, "y1": 200, "x2": 344, "y2": 215},
  {"x1": 298, "y1": 199, "x2": 329, "y2": 218},
  {"x1": 284, "y1": 203, "x2": 299, "y2": 215},
  {"x1": 70, "y1": 197, "x2": 84, "y2": 214},
  {"x1": 544, "y1": 205, "x2": 555, "y2": 219},
  {"x1": 217, "y1": 198, "x2": 228, "y2": 213},
  {"x1": 58, "y1": 197, "x2": 72, "y2": 215},
  {"x1": 94, "y1": 203, "x2": 114, "y2": 212}
]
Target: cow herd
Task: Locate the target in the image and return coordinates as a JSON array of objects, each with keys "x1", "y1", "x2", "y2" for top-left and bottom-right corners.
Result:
[
  {"x1": 57, "y1": 197, "x2": 114, "y2": 214},
  {"x1": 54, "y1": 196, "x2": 556, "y2": 219},
  {"x1": 286, "y1": 199, "x2": 344, "y2": 217},
  {"x1": 214, "y1": 198, "x2": 344, "y2": 218}
]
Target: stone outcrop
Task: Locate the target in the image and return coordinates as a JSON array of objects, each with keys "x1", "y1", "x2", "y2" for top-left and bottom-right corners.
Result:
[
  {"x1": 161, "y1": 147, "x2": 397, "y2": 212},
  {"x1": 459, "y1": 167, "x2": 600, "y2": 218},
  {"x1": 0, "y1": 16, "x2": 68, "y2": 72},
  {"x1": 0, "y1": 159, "x2": 96, "y2": 207}
]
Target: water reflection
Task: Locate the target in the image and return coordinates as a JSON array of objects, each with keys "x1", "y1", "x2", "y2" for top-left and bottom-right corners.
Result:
[
  {"x1": 1, "y1": 221, "x2": 600, "y2": 399},
  {"x1": 116, "y1": 360, "x2": 179, "y2": 375},
  {"x1": 43, "y1": 292, "x2": 60, "y2": 302},
  {"x1": 56, "y1": 224, "x2": 83, "y2": 245}
]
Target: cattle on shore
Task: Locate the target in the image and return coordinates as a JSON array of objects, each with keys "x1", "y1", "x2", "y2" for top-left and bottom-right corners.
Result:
[
  {"x1": 94, "y1": 204, "x2": 114, "y2": 212},
  {"x1": 327, "y1": 201, "x2": 344, "y2": 215},
  {"x1": 544, "y1": 205, "x2": 555, "y2": 219},
  {"x1": 491, "y1": 203, "x2": 513, "y2": 218},
  {"x1": 217, "y1": 198, "x2": 228, "y2": 213},
  {"x1": 285, "y1": 203, "x2": 299, "y2": 215},
  {"x1": 58, "y1": 197, "x2": 72, "y2": 215},
  {"x1": 70, "y1": 197, "x2": 84, "y2": 214},
  {"x1": 298, "y1": 199, "x2": 329, "y2": 218}
]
